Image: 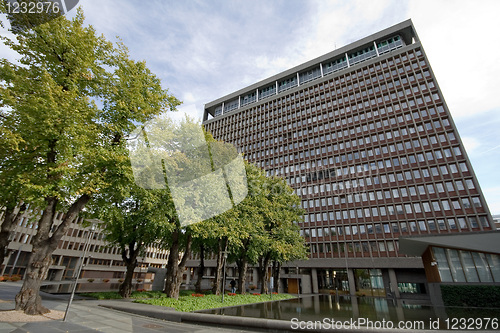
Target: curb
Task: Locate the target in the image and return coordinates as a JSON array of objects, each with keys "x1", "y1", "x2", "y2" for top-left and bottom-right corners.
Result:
[
  {"x1": 100, "y1": 301, "x2": 292, "y2": 330},
  {"x1": 99, "y1": 301, "x2": 441, "y2": 333}
]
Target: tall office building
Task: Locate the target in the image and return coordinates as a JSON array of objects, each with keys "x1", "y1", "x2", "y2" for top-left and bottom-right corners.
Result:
[{"x1": 201, "y1": 20, "x2": 495, "y2": 298}]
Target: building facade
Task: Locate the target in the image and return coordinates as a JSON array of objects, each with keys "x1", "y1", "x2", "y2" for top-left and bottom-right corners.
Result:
[
  {"x1": 0, "y1": 207, "x2": 166, "y2": 293},
  {"x1": 200, "y1": 20, "x2": 496, "y2": 299}
]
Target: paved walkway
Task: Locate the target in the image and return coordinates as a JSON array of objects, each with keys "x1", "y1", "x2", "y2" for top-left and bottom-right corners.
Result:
[{"x1": 0, "y1": 282, "x2": 259, "y2": 333}]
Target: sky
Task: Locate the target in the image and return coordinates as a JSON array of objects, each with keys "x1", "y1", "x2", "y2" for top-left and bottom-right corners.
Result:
[{"x1": 2, "y1": 0, "x2": 500, "y2": 215}]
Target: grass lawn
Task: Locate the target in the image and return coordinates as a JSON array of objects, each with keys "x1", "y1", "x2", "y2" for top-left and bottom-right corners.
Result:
[
  {"x1": 81, "y1": 290, "x2": 295, "y2": 312},
  {"x1": 81, "y1": 290, "x2": 164, "y2": 300}
]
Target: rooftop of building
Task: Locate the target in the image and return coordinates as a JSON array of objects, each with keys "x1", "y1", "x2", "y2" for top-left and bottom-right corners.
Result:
[
  {"x1": 399, "y1": 230, "x2": 500, "y2": 257},
  {"x1": 203, "y1": 19, "x2": 418, "y2": 121}
]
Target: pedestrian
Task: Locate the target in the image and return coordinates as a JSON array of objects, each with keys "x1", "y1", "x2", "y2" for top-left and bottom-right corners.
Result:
[{"x1": 230, "y1": 279, "x2": 236, "y2": 293}]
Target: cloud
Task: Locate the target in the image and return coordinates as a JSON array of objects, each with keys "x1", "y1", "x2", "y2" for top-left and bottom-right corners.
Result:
[
  {"x1": 408, "y1": 0, "x2": 500, "y2": 119},
  {"x1": 461, "y1": 136, "x2": 481, "y2": 155},
  {"x1": 482, "y1": 187, "x2": 500, "y2": 215}
]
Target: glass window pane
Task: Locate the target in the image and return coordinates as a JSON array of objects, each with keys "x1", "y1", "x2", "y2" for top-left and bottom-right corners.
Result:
[
  {"x1": 433, "y1": 247, "x2": 452, "y2": 282},
  {"x1": 460, "y1": 251, "x2": 479, "y2": 282},
  {"x1": 486, "y1": 254, "x2": 500, "y2": 282},
  {"x1": 447, "y1": 249, "x2": 466, "y2": 282},
  {"x1": 472, "y1": 252, "x2": 493, "y2": 283}
]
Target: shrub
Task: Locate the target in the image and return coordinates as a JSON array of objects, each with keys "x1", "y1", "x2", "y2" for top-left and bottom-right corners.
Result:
[
  {"x1": 252, "y1": 293, "x2": 261, "y2": 296},
  {"x1": 10, "y1": 275, "x2": 21, "y2": 281},
  {"x1": 81, "y1": 292, "x2": 123, "y2": 300},
  {"x1": 227, "y1": 292, "x2": 236, "y2": 296},
  {"x1": 441, "y1": 285, "x2": 500, "y2": 308},
  {"x1": 249, "y1": 285, "x2": 256, "y2": 290},
  {"x1": 191, "y1": 293, "x2": 204, "y2": 297},
  {"x1": 87, "y1": 278, "x2": 95, "y2": 283},
  {"x1": 0, "y1": 276, "x2": 6, "y2": 282},
  {"x1": 102, "y1": 279, "x2": 110, "y2": 283}
]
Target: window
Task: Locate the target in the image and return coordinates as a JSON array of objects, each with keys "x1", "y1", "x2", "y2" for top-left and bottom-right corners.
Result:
[
  {"x1": 418, "y1": 220, "x2": 427, "y2": 231},
  {"x1": 462, "y1": 198, "x2": 471, "y2": 209},
  {"x1": 472, "y1": 197, "x2": 482, "y2": 208}
]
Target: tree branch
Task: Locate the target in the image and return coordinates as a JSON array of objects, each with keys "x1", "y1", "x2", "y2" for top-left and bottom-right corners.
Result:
[
  {"x1": 49, "y1": 194, "x2": 91, "y2": 245},
  {"x1": 179, "y1": 233, "x2": 192, "y2": 268}
]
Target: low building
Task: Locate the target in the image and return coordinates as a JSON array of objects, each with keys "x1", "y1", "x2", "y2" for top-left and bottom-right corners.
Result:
[
  {"x1": 0, "y1": 207, "x2": 166, "y2": 293},
  {"x1": 399, "y1": 230, "x2": 500, "y2": 305}
]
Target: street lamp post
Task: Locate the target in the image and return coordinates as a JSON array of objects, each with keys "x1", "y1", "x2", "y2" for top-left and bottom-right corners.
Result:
[
  {"x1": 63, "y1": 219, "x2": 101, "y2": 322},
  {"x1": 221, "y1": 251, "x2": 228, "y2": 302}
]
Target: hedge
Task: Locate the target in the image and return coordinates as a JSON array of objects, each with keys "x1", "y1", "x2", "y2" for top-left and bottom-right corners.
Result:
[{"x1": 440, "y1": 285, "x2": 500, "y2": 308}]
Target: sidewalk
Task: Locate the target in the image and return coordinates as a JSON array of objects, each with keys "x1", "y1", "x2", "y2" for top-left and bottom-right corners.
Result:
[{"x1": 0, "y1": 282, "x2": 258, "y2": 333}]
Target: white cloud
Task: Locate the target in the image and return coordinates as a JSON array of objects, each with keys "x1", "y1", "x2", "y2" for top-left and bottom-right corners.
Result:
[
  {"x1": 482, "y1": 187, "x2": 500, "y2": 215},
  {"x1": 461, "y1": 136, "x2": 481, "y2": 155},
  {"x1": 172, "y1": 104, "x2": 202, "y2": 124},
  {"x1": 408, "y1": 0, "x2": 500, "y2": 119}
]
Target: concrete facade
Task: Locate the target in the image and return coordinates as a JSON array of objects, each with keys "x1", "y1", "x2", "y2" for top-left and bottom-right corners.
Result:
[{"x1": 198, "y1": 20, "x2": 496, "y2": 300}]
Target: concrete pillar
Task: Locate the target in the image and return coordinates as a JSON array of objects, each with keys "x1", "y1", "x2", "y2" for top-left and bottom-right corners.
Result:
[
  {"x1": 0, "y1": 251, "x2": 12, "y2": 275},
  {"x1": 388, "y1": 268, "x2": 400, "y2": 298},
  {"x1": 148, "y1": 267, "x2": 167, "y2": 291},
  {"x1": 351, "y1": 294, "x2": 360, "y2": 318},
  {"x1": 185, "y1": 268, "x2": 190, "y2": 284},
  {"x1": 347, "y1": 268, "x2": 356, "y2": 296},
  {"x1": 311, "y1": 268, "x2": 319, "y2": 294},
  {"x1": 252, "y1": 269, "x2": 258, "y2": 287}
]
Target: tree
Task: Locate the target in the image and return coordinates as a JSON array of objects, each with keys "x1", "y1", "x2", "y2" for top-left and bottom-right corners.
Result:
[
  {"x1": 228, "y1": 162, "x2": 267, "y2": 294},
  {"x1": 99, "y1": 186, "x2": 173, "y2": 298},
  {"x1": 126, "y1": 114, "x2": 237, "y2": 299},
  {"x1": 0, "y1": 10, "x2": 179, "y2": 314},
  {"x1": 253, "y1": 176, "x2": 307, "y2": 294},
  {"x1": 195, "y1": 160, "x2": 307, "y2": 295}
]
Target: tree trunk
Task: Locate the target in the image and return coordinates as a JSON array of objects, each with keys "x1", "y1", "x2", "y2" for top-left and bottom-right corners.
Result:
[
  {"x1": 272, "y1": 261, "x2": 281, "y2": 293},
  {"x1": 258, "y1": 253, "x2": 271, "y2": 294},
  {"x1": 118, "y1": 243, "x2": 139, "y2": 298},
  {"x1": 236, "y1": 257, "x2": 247, "y2": 294},
  {"x1": 164, "y1": 231, "x2": 192, "y2": 299},
  {"x1": 14, "y1": 246, "x2": 52, "y2": 315},
  {"x1": 0, "y1": 203, "x2": 26, "y2": 271},
  {"x1": 195, "y1": 243, "x2": 204, "y2": 293},
  {"x1": 15, "y1": 195, "x2": 89, "y2": 315},
  {"x1": 212, "y1": 238, "x2": 226, "y2": 295}
]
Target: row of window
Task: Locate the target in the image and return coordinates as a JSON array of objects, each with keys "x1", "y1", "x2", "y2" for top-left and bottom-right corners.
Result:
[
  {"x1": 308, "y1": 240, "x2": 399, "y2": 256},
  {"x1": 219, "y1": 55, "x2": 428, "y2": 132},
  {"x1": 301, "y1": 216, "x2": 490, "y2": 240},
  {"x1": 301, "y1": 175, "x2": 476, "y2": 207},
  {"x1": 297, "y1": 162, "x2": 471, "y2": 196},
  {"x1": 210, "y1": 36, "x2": 408, "y2": 117},
  {"x1": 303, "y1": 196, "x2": 483, "y2": 224},
  {"x1": 232, "y1": 77, "x2": 439, "y2": 147},
  {"x1": 293, "y1": 163, "x2": 471, "y2": 205},
  {"x1": 266, "y1": 139, "x2": 462, "y2": 179},
  {"x1": 207, "y1": 49, "x2": 426, "y2": 140},
  {"x1": 246, "y1": 106, "x2": 450, "y2": 164},
  {"x1": 433, "y1": 247, "x2": 500, "y2": 283}
]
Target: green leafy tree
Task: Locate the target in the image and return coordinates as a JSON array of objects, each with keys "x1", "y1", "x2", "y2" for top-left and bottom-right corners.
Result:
[
  {"x1": 99, "y1": 186, "x2": 174, "y2": 298},
  {"x1": 195, "y1": 160, "x2": 307, "y2": 295},
  {"x1": 0, "y1": 10, "x2": 179, "y2": 314},
  {"x1": 189, "y1": 136, "x2": 250, "y2": 296},
  {"x1": 253, "y1": 176, "x2": 307, "y2": 294},
  {"x1": 226, "y1": 162, "x2": 266, "y2": 294}
]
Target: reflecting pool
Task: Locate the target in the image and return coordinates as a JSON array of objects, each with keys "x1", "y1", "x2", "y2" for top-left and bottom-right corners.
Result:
[{"x1": 198, "y1": 295, "x2": 500, "y2": 329}]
